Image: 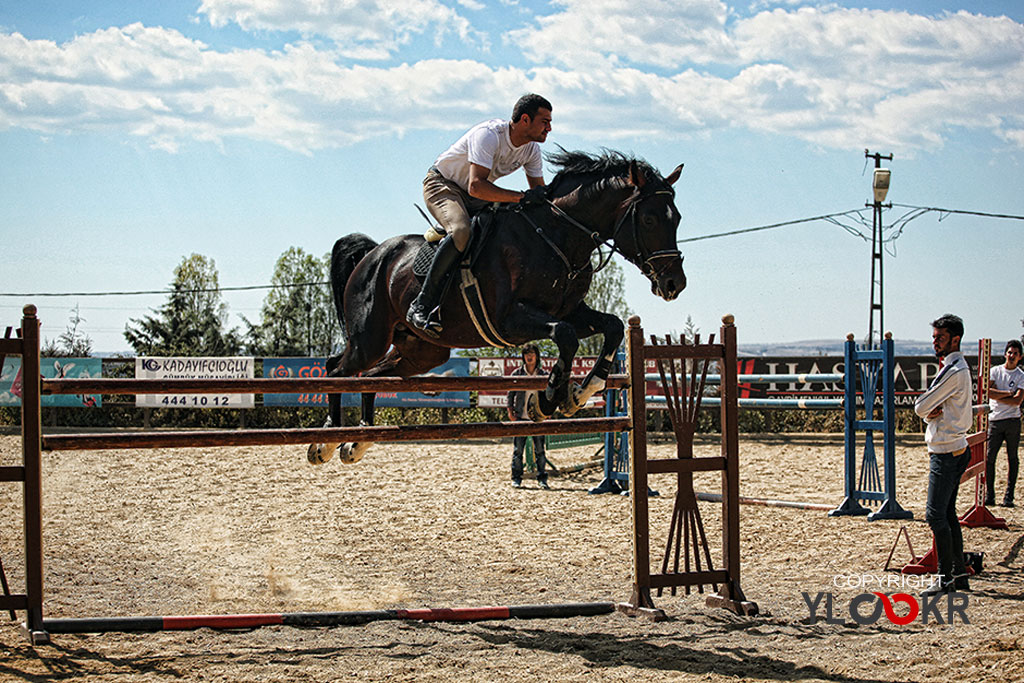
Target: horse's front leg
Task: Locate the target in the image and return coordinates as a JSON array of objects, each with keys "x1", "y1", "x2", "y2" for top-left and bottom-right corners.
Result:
[
  {"x1": 560, "y1": 305, "x2": 625, "y2": 416},
  {"x1": 499, "y1": 304, "x2": 579, "y2": 421},
  {"x1": 307, "y1": 350, "x2": 379, "y2": 465},
  {"x1": 534, "y1": 319, "x2": 579, "y2": 419}
]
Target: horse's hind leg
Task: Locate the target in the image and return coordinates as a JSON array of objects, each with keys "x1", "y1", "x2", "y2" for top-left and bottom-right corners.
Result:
[
  {"x1": 336, "y1": 335, "x2": 451, "y2": 464},
  {"x1": 307, "y1": 325, "x2": 392, "y2": 465},
  {"x1": 335, "y1": 389, "x2": 374, "y2": 465},
  {"x1": 311, "y1": 332, "x2": 452, "y2": 465}
]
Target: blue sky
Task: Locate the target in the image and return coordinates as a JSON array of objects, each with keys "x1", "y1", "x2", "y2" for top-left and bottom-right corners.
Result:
[{"x1": 2, "y1": 1, "x2": 1023, "y2": 353}]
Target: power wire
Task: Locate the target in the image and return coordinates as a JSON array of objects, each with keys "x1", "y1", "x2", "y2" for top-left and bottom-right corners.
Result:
[
  {"x1": 0, "y1": 281, "x2": 329, "y2": 298},
  {"x1": 677, "y1": 208, "x2": 870, "y2": 244},
  {"x1": 5, "y1": 203, "x2": 1021, "y2": 298},
  {"x1": 890, "y1": 203, "x2": 1024, "y2": 221}
]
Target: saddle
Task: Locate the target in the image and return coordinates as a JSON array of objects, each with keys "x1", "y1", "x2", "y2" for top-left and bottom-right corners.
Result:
[
  {"x1": 412, "y1": 207, "x2": 498, "y2": 279},
  {"x1": 412, "y1": 206, "x2": 513, "y2": 347}
]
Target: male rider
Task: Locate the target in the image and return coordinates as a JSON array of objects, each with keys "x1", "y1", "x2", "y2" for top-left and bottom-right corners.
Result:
[{"x1": 407, "y1": 94, "x2": 553, "y2": 337}]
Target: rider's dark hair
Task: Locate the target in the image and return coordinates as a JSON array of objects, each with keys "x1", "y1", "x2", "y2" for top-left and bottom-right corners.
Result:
[
  {"x1": 931, "y1": 314, "x2": 964, "y2": 343},
  {"x1": 512, "y1": 94, "x2": 552, "y2": 123},
  {"x1": 1006, "y1": 339, "x2": 1022, "y2": 355}
]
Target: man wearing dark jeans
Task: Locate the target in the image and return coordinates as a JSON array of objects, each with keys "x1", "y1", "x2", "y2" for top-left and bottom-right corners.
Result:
[
  {"x1": 986, "y1": 339, "x2": 1023, "y2": 507},
  {"x1": 914, "y1": 314, "x2": 973, "y2": 595}
]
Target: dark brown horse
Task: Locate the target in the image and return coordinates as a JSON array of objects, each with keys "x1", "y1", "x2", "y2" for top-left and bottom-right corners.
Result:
[{"x1": 308, "y1": 149, "x2": 685, "y2": 464}]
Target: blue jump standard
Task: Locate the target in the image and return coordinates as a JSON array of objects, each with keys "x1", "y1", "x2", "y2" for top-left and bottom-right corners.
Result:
[{"x1": 829, "y1": 336, "x2": 912, "y2": 521}]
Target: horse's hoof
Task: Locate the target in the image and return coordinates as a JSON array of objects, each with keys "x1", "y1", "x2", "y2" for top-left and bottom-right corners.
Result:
[
  {"x1": 339, "y1": 442, "x2": 369, "y2": 464},
  {"x1": 307, "y1": 442, "x2": 338, "y2": 465},
  {"x1": 526, "y1": 392, "x2": 551, "y2": 422},
  {"x1": 559, "y1": 383, "x2": 585, "y2": 417}
]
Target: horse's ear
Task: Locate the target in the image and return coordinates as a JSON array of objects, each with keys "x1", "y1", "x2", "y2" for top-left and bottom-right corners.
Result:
[
  {"x1": 628, "y1": 160, "x2": 646, "y2": 189},
  {"x1": 665, "y1": 164, "x2": 683, "y2": 186}
]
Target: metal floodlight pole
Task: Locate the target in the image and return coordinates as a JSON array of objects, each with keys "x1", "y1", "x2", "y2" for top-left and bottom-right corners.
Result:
[{"x1": 865, "y1": 150, "x2": 893, "y2": 349}]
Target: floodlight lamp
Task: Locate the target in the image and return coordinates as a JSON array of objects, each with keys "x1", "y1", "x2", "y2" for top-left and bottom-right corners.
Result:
[{"x1": 873, "y1": 168, "x2": 891, "y2": 203}]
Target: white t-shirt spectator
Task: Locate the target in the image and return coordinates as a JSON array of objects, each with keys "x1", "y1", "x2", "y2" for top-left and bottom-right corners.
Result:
[{"x1": 989, "y1": 364, "x2": 1024, "y2": 421}]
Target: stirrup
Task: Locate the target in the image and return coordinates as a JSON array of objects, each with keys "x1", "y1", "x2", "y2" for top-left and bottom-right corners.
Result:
[{"x1": 407, "y1": 302, "x2": 443, "y2": 337}]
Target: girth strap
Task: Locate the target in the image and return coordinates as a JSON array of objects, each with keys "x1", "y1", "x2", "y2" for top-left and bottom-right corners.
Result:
[{"x1": 458, "y1": 267, "x2": 514, "y2": 348}]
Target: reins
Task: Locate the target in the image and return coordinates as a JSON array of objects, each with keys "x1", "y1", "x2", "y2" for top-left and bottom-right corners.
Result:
[{"x1": 518, "y1": 186, "x2": 681, "y2": 281}]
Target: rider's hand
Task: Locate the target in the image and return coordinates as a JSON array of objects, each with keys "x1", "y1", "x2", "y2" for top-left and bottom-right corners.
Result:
[{"x1": 519, "y1": 186, "x2": 547, "y2": 207}]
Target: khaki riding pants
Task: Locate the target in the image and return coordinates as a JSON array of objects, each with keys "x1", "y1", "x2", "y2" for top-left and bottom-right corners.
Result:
[{"x1": 422, "y1": 168, "x2": 488, "y2": 252}]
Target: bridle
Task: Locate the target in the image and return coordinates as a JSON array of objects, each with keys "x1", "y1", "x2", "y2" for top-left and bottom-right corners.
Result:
[{"x1": 525, "y1": 183, "x2": 683, "y2": 282}]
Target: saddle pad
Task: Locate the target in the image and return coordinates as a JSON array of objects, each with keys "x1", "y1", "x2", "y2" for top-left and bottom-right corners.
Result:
[
  {"x1": 411, "y1": 207, "x2": 501, "y2": 279},
  {"x1": 412, "y1": 240, "x2": 437, "y2": 279}
]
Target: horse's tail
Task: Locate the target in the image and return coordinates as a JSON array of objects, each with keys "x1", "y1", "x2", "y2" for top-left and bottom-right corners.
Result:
[{"x1": 330, "y1": 233, "x2": 378, "y2": 338}]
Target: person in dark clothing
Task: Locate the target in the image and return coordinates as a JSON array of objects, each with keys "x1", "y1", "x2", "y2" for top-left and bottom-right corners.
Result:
[{"x1": 506, "y1": 344, "x2": 548, "y2": 489}]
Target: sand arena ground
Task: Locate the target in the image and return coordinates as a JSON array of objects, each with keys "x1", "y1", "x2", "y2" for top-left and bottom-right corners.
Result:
[{"x1": 0, "y1": 433, "x2": 1021, "y2": 682}]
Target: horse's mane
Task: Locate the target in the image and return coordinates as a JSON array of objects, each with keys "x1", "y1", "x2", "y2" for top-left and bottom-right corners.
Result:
[{"x1": 545, "y1": 147, "x2": 659, "y2": 197}]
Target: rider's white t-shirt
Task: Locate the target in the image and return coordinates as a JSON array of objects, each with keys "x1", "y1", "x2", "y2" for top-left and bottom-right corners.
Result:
[{"x1": 433, "y1": 119, "x2": 543, "y2": 192}]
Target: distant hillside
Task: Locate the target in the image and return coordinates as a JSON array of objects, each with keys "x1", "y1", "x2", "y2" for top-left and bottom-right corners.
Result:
[
  {"x1": 738, "y1": 339, "x2": 943, "y2": 357},
  {"x1": 737, "y1": 339, "x2": 1009, "y2": 357}
]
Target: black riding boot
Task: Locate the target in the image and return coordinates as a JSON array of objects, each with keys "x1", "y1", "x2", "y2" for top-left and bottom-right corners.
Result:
[{"x1": 406, "y1": 235, "x2": 462, "y2": 337}]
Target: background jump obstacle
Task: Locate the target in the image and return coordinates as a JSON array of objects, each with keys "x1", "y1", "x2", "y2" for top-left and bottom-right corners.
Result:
[
  {"x1": 830, "y1": 332, "x2": 912, "y2": 521},
  {"x1": 958, "y1": 337, "x2": 1006, "y2": 530},
  {"x1": 617, "y1": 315, "x2": 758, "y2": 620},
  {"x1": 595, "y1": 332, "x2": 909, "y2": 522},
  {"x1": 4, "y1": 305, "x2": 756, "y2": 644}
]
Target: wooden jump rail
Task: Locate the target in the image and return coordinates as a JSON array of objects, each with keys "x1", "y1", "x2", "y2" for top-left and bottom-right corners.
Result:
[
  {"x1": 42, "y1": 418, "x2": 631, "y2": 452},
  {"x1": 44, "y1": 374, "x2": 629, "y2": 396},
  {"x1": 3, "y1": 304, "x2": 756, "y2": 643}
]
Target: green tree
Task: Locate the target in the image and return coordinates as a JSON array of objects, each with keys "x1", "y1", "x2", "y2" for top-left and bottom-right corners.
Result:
[
  {"x1": 250, "y1": 247, "x2": 338, "y2": 356},
  {"x1": 124, "y1": 254, "x2": 241, "y2": 356},
  {"x1": 42, "y1": 305, "x2": 93, "y2": 357}
]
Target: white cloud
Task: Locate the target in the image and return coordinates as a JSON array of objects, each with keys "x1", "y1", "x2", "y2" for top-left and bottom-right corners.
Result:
[
  {"x1": 197, "y1": 0, "x2": 484, "y2": 59},
  {"x1": 0, "y1": 26, "x2": 524, "y2": 153},
  {"x1": 1, "y1": 4, "x2": 1022, "y2": 155},
  {"x1": 514, "y1": 3, "x2": 1024, "y2": 149},
  {"x1": 512, "y1": 0, "x2": 735, "y2": 68}
]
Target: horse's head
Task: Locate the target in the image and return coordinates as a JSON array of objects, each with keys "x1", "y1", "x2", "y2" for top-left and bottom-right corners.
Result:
[
  {"x1": 612, "y1": 161, "x2": 686, "y2": 301},
  {"x1": 546, "y1": 149, "x2": 687, "y2": 301}
]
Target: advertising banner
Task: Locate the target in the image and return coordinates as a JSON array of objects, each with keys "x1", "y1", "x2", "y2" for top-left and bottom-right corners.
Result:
[
  {"x1": 0, "y1": 357, "x2": 102, "y2": 407},
  {"x1": 729, "y1": 356, "x2": 993, "y2": 407},
  {"x1": 479, "y1": 353, "x2": 998, "y2": 410},
  {"x1": 262, "y1": 357, "x2": 472, "y2": 408},
  {"x1": 135, "y1": 357, "x2": 254, "y2": 408}
]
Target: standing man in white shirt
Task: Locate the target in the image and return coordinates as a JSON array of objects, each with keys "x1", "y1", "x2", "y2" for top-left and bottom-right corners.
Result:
[
  {"x1": 914, "y1": 314, "x2": 973, "y2": 594},
  {"x1": 407, "y1": 94, "x2": 552, "y2": 337},
  {"x1": 986, "y1": 339, "x2": 1023, "y2": 507}
]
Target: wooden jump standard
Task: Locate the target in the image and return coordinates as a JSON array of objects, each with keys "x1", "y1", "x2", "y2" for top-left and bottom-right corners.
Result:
[
  {"x1": 617, "y1": 314, "x2": 757, "y2": 619},
  {"x1": 3, "y1": 305, "x2": 755, "y2": 643}
]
